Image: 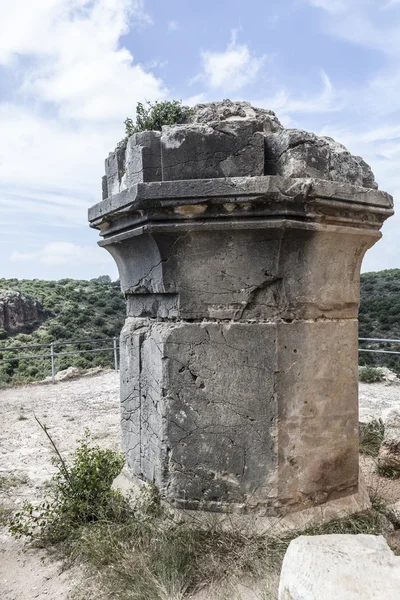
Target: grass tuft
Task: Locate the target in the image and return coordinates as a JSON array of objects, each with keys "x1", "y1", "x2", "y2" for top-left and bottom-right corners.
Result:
[
  {"x1": 376, "y1": 464, "x2": 400, "y2": 479},
  {"x1": 359, "y1": 420, "x2": 385, "y2": 456},
  {"x1": 359, "y1": 365, "x2": 384, "y2": 383},
  {"x1": 0, "y1": 473, "x2": 28, "y2": 490}
]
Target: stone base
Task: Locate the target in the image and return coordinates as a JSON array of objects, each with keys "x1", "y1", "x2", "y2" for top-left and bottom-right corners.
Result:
[
  {"x1": 113, "y1": 465, "x2": 371, "y2": 535},
  {"x1": 120, "y1": 318, "x2": 361, "y2": 513}
]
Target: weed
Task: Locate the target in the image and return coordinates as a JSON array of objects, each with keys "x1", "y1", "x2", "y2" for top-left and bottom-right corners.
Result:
[
  {"x1": 9, "y1": 419, "x2": 128, "y2": 543},
  {"x1": 0, "y1": 473, "x2": 28, "y2": 489},
  {"x1": 9, "y1": 419, "x2": 400, "y2": 600},
  {"x1": 70, "y1": 518, "x2": 270, "y2": 600},
  {"x1": 118, "y1": 100, "x2": 193, "y2": 147},
  {"x1": 359, "y1": 365, "x2": 384, "y2": 383},
  {"x1": 376, "y1": 464, "x2": 400, "y2": 479},
  {"x1": 0, "y1": 504, "x2": 13, "y2": 525},
  {"x1": 67, "y1": 509, "x2": 391, "y2": 600},
  {"x1": 359, "y1": 419, "x2": 385, "y2": 456}
]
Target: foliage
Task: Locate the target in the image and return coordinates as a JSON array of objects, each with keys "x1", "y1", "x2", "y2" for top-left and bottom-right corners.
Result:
[
  {"x1": 0, "y1": 276, "x2": 125, "y2": 386},
  {"x1": 359, "y1": 419, "x2": 385, "y2": 456},
  {"x1": 359, "y1": 365, "x2": 384, "y2": 383},
  {"x1": 9, "y1": 422, "x2": 127, "y2": 543},
  {"x1": 120, "y1": 100, "x2": 193, "y2": 145},
  {"x1": 359, "y1": 269, "x2": 400, "y2": 374}
]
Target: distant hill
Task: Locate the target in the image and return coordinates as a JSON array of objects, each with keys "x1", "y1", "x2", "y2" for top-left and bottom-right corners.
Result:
[
  {"x1": 0, "y1": 276, "x2": 126, "y2": 385},
  {"x1": 359, "y1": 269, "x2": 400, "y2": 373}
]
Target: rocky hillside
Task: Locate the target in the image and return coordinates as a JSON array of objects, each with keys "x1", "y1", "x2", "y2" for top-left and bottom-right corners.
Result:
[
  {"x1": 359, "y1": 269, "x2": 400, "y2": 373},
  {"x1": 0, "y1": 276, "x2": 126, "y2": 385},
  {"x1": 0, "y1": 290, "x2": 46, "y2": 335}
]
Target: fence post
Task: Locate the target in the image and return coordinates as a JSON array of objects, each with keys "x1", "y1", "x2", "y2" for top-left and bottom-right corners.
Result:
[
  {"x1": 113, "y1": 336, "x2": 118, "y2": 372},
  {"x1": 50, "y1": 343, "x2": 55, "y2": 384}
]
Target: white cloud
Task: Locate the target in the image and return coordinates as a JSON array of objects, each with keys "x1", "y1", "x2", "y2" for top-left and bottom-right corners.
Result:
[
  {"x1": 308, "y1": 0, "x2": 348, "y2": 13},
  {"x1": 11, "y1": 242, "x2": 109, "y2": 266},
  {"x1": 183, "y1": 93, "x2": 207, "y2": 106},
  {"x1": 307, "y1": 0, "x2": 373, "y2": 14},
  {"x1": 0, "y1": 0, "x2": 164, "y2": 122},
  {"x1": 196, "y1": 31, "x2": 266, "y2": 92},
  {"x1": 307, "y1": 0, "x2": 400, "y2": 57},
  {"x1": 0, "y1": 0, "x2": 168, "y2": 241},
  {"x1": 168, "y1": 20, "x2": 179, "y2": 31},
  {"x1": 257, "y1": 71, "x2": 339, "y2": 122}
]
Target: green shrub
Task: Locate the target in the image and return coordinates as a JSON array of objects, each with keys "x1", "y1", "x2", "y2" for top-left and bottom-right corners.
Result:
[
  {"x1": 126, "y1": 100, "x2": 192, "y2": 134},
  {"x1": 359, "y1": 365, "x2": 384, "y2": 383},
  {"x1": 119, "y1": 100, "x2": 193, "y2": 147},
  {"x1": 9, "y1": 422, "x2": 128, "y2": 543},
  {"x1": 0, "y1": 328, "x2": 8, "y2": 340}
]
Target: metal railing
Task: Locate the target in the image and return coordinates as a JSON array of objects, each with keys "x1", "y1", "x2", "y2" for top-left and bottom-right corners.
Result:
[
  {"x1": 358, "y1": 337, "x2": 400, "y2": 356},
  {"x1": 0, "y1": 337, "x2": 119, "y2": 383},
  {"x1": 0, "y1": 336, "x2": 398, "y2": 385}
]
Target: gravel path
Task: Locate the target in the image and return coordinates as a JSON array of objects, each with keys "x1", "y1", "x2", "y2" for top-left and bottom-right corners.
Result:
[{"x1": 359, "y1": 380, "x2": 400, "y2": 423}]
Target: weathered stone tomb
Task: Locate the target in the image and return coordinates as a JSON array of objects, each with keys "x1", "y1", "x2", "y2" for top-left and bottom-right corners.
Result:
[{"x1": 89, "y1": 101, "x2": 394, "y2": 524}]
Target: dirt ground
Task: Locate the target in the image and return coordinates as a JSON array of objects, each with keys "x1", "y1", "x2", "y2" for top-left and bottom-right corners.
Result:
[
  {"x1": 0, "y1": 374, "x2": 399, "y2": 600},
  {"x1": 0, "y1": 371, "x2": 120, "y2": 600}
]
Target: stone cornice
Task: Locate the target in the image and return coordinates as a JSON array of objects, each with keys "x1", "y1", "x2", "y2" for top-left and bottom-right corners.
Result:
[{"x1": 88, "y1": 176, "x2": 394, "y2": 241}]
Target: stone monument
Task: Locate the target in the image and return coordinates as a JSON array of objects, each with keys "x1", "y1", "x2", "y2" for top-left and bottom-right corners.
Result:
[{"x1": 89, "y1": 101, "x2": 394, "y2": 526}]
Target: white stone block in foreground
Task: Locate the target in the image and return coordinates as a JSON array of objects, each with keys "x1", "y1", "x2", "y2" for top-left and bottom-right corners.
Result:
[{"x1": 279, "y1": 534, "x2": 400, "y2": 600}]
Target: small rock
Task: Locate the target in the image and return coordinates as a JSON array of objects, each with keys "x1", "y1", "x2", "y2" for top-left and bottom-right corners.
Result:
[
  {"x1": 83, "y1": 366, "x2": 106, "y2": 377},
  {"x1": 54, "y1": 366, "x2": 81, "y2": 382}
]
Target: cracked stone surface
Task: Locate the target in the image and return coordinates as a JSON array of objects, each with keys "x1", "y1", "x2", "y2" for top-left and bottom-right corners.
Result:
[
  {"x1": 160, "y1": 119, "x2": 265, "y2": 181},
  {"x1": 89, "y1": 100, "x2": 394, "y2": 520},
  {"x1": 264, "y1": 129, "x2": 377, "y2": 188},
  {"x1": 0, "y1": 290, "x2": 46, "y2": 334}
]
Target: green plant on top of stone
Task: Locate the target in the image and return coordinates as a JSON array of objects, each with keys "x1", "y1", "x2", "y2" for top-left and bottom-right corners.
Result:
[{"x1": 121, "y1": 100, "x2": 193, "y2": 144}]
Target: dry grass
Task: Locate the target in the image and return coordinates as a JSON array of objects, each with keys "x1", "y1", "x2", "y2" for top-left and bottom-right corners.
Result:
[
  {"x1": 62, "y1": 503, "x2": 399, "y2": 600},
  {"x1": 69, "y1": 517, "x2": 273, "y2": 600},
  {"x1": 359, "y1": 420, "x2": 385, "y2": 457},
  {"x1": 0, "y1": 504, "x2": 13, "y2": 525},
  {"x1": 0, "y1": 473, "x2": 28, "y2": 490}
]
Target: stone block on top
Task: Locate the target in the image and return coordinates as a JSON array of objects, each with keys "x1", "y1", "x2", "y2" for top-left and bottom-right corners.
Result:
[
  {"x1": 160, "y1": 119, "x2": 265, "y2": 181},
  {"x1": 104, "y1": 131, "x2": 161, "y2": 198}
]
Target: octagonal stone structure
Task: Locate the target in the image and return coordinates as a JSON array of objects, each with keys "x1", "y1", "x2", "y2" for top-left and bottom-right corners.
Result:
[{"x1": 89, "y1": 101, "x2": 394, "y2": 525}]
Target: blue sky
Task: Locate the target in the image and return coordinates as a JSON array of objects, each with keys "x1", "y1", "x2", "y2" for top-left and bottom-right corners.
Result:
[{"x1": 0, "y1": 0, "x2": 399, "y2": 280}]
